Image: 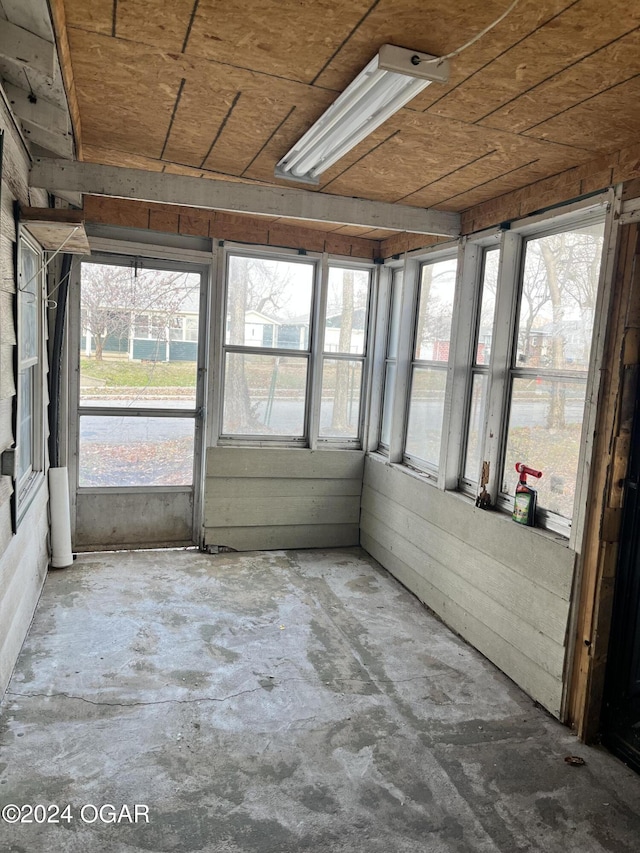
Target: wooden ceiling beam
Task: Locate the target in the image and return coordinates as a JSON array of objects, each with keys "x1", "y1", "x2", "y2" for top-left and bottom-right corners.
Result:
[{"x1": 29, "y1": 159, "x2": 461, "y2": 237}]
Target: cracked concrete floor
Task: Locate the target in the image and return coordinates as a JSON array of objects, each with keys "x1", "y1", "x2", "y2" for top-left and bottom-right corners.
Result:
[{"x1": 1, "y1": 547, "x2": 640, "y2": 853}]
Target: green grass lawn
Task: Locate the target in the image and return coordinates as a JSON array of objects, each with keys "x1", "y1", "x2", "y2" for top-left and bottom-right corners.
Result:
[{"x1": 81, "y1": 357, "x2": 196, "y2": 387}]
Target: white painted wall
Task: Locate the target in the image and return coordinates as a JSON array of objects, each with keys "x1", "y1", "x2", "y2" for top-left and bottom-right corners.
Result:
[
  {"x1": 0, "y1": 96, "x2": 50, "y2": 698},
  {"x1": 204, "y1": 447, "x2": 363, "y2": 551},
  {"x1": 360, "y1": 454, "x2": 575, "y2": 718}
]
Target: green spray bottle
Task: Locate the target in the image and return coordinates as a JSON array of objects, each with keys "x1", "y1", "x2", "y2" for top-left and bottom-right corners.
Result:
[{"x1": 512, "y1": 463, "x2": 543, "y2": 526}]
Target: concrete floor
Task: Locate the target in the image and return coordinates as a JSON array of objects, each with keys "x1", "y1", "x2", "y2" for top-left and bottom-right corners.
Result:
[{"x1": 1, "y1": 548, "x2": 640, "y2": 853}]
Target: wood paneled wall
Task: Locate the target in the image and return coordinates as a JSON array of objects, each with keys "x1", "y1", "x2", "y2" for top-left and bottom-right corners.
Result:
[
  {"x1": 0, "y1": 99, "x2": 50, "y2": 699},
  {"x1": 360, "y1": 455, "x2": 576, "y2": 717},
  {"x1": 204, "y1": 448, "x2": 363, "y2": 551}
]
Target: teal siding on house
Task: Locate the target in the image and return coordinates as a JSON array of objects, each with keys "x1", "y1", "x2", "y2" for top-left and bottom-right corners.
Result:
[
  {"x1": 132, "y1": 339, "x2": 167, "y2": 361},
  {"x1": 169, "y1": 341, "x2": 198, "y2": 361}
]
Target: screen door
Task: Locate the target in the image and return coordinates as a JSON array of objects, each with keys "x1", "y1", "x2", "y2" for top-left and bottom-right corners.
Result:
[{"x1": 72, "y1": 254, "x2": 208, "y2": 550}]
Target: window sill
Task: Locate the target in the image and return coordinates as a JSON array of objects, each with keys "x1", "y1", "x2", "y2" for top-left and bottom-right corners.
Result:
[{"x1": 365, "y1": 452, "x2": 572, "y2": 546}]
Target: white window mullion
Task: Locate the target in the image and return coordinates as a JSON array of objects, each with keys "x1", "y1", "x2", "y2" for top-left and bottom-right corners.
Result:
[
  {"x1": 365, "y1": 265, "x2": 388, "y2": 452},
  {"x1": 483, "y1": 231, "x2": 521, "y2": 505},
  {"x1": 207, "y1": 241, "x2": 224, "y2": 448},
  {"x1": 441, "y1": 239, "x2": 480, "y2": 489},
  {"x1": 388, "y1": 256, "x2": 419, "y2": 463},
  {"x1": 308, "y1": 254, "x2": 328, "y2": 449}
]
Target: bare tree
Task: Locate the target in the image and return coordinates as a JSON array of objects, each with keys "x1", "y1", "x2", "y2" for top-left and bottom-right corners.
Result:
[
  {"x1": 331, "y1": 270, "x2": 354, "y2": 431},
  {"x1": 81, "y1": 264, "x2": 197, "y2": 361}
]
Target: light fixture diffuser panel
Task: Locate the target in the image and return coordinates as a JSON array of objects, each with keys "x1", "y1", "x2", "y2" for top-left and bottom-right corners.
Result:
[
  {"x1": 377, "y1": 45, "x2": 449, "y2": 84},
  {"x1": 275, "y1": 44, "x2": 449, "y2": 184}
]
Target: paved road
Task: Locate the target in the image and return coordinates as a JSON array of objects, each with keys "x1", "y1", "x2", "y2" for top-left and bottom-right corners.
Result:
[{"x1": 79, "y1": 397, "x2": 585, "y2": 444}]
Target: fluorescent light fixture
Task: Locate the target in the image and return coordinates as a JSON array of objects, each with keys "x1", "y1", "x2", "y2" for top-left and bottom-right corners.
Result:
[{"x1": 275, "y1": 44, "x2": 449, "y2": 185}]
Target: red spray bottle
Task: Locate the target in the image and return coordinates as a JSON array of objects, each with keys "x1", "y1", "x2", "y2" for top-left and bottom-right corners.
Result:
[{"x1": 512, "y1": 463, "x2": 542, "y2": 526}]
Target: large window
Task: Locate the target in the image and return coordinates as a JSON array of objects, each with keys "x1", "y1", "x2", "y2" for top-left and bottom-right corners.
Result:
[
  {"x1": 376, "y1": 202, "x2": 608, "y2": 533},
  {"x1": 219, "y1": 251, "x2": 372, "y2": 446},
  {"x1": 319, "y1": 267, "x2": 370, "y2": 439},
  {"x1": 404, "y1": 257, "x2": 457, "y2": 472},
  {"x1": 501, "y1": 222, "x2": 605, "y2": 520},
  {"x1": 16, "y1": 232, "x2": 45, "y2": 517}
]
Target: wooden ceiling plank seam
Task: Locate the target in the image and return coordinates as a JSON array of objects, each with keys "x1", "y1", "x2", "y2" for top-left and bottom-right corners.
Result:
[
  {"x1": 30, "y1": 158, "x2": 461, "y2": 236},
  {"x1": 64, "y1": 24, "x2": 342, "y2": 95},
  {"x1": 426, "y1": 0, "x2": 640, "y2": 125},
  {"x1": 309, "y1": 0, "x2": 383, "y2": 85},
  {"x1": 423, "y1": 0, "x2": 581, "y2": 113},
  {"x1": 181, "y1": 0, "x2": 200, "y2": 53},
  {"x1": 319, "y1": 129, "x2": 401, "y2": 192},
  {"x1": 112, "y1": 0, "x2": 117, "y2": 38},
  {"x1": 395, "y1": 148, "x2": 499, "y2": 203},
  {"x1": 200, "y1": 90, "x2": 242, "y2": 169},
  {"x1": 240, "y1": 106, "x2": 296, "y2": 177},
  {"x1": 524, "y1": 70, "x2": 640, "y2": 136},
  {"x1": 432, "y1": 157, "x2": 542, "y2": 208},
  {"x1": 160, "y1": 78, "x2": 186, "y2": 161},
  {"x1": 475, "y1": 23, "x2": 640, "y2": 128}
]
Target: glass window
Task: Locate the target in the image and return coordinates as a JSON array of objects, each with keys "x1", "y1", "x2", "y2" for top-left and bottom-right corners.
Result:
[
  {"x1": 405, "y1": 367, "x2": 447, "y2": 467},
  {"x1": 79, "y1": 416, "x2": 195, "y2": 487},
  {"x1": 404, "y1": 257, "x2": 457, "y2": 470},
  {"x1": 222, "y1": 353, "x2": 308, "y2": 436},
  {"x1": 324, "y1": 268, "x2": 370, "y2": 354},
  {"x1": 16, "y1": 234, "x2": 43, "y2": 509},
  {"x1": 462, "y1": 247, "x2": 498, "y2": 485},
  {"x1": 414, "y1": 259, "x2": 457, "y2": 362},
  {"x1": 226, "y1": 256, "x2": 313, "y2": 350},
  {"x1": 503, "y1": 221, "x2": 605, "y2": 520},
  {"x1": 80, "y1": 263, "x2": 201, "y2": 409},
  {"x1": 319, "y1": 359, "x2": 363, "y2": 438}
]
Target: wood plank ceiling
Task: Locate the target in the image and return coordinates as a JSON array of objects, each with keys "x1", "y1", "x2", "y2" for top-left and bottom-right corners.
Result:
[{"x1": 56, "y1": 0, "x2": 640, "y2": 238}]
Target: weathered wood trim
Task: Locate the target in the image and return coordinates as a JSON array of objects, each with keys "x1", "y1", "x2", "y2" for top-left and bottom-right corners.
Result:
[
  {"x1": 567, "y1": 219, "x2": 640, "y2": 740},
  {"x1": 30, "y1": 159, "x2": 461, "y2": 237},
  {"x1": 48, "y1": 0, "x2": 83, "y2": 158}
]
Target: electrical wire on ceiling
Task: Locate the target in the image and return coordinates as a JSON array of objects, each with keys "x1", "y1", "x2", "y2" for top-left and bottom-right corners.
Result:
[{"x1": 415, "y1": 0, "x2": 522, "y2": 68}]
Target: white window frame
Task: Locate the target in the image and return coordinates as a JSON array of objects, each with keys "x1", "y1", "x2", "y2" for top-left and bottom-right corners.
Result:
[
  {"x1": 215, "y1": 244, "x2": 376, "y2": 449},
  {"x1": 15, "y1": 228, "x2": 46, "y2": 524},
  {"x1": 374, "y1": 192, "x2": 615, "y2": 538}
]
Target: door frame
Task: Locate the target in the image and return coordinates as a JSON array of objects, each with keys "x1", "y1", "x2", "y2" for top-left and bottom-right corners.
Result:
[{"x1": 68, "y1": 239, "x2": 215, "y2": 549}]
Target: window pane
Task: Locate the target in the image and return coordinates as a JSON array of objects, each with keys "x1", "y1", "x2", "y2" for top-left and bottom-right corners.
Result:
[
  {"x1": 319, "y1": 359, "x2": 362, "y2": 438},
  {"x1": 226, "y1": 256, "x2": 313, "y2": 350},
  {"x1": 387, "y1": 270, "x2": 403, "y2": 358},
  {"x1": 324, "y1": 268, "x2": 369, "y2": 355},
  {"x1": 19, "y1": 241, "x2": 39, "y2": 363},
  {"x1": 18, "y1": 367, "x2": 33, "y2": 481},
  {"x1": 405, "y1": 367, "x2": 447, "y2": 467},
  {"x1": 476, "y1": 249, "x2": 498, "y2": 365},
  {"x1": 79, "y1": 416, "x2": 194, "y2": 487},
  {"x1": 516, "y1": 223, "x2": 605, "y2": 371},
  {"x1": 80, "y1": 264, "x2": 201, "y2": 408},
  {"x1": 415, "y1": 258, "x2": 457, "y2": 362},
  {"x1": 503, "y1": 377, "x2": 587, "y2": 518},
  {"x1": 223, "y1": 353, "x2": 307, "y2": 436},
  {"x1": 464, "y1": 373, "x2": 488, "y2": 482},
  {"x1": 380, "y1": 362, "x2": 396, "y2": 447}
]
